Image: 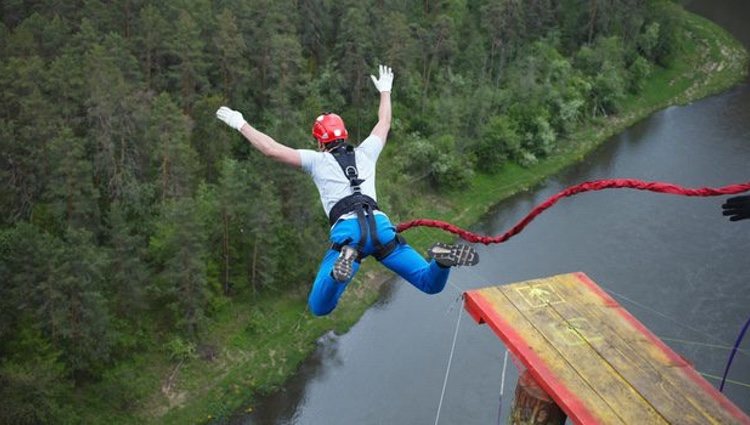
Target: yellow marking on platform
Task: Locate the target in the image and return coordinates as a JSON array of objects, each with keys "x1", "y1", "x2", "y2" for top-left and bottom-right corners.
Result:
[
  {"x1": 465, "y1": 272, "x2": 750, "y2": 425},
  {"x1": 514, "y1": 282, "x2": 565, "y2": 308}
]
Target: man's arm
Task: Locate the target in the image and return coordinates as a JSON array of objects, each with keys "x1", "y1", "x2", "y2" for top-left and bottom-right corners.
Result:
[
  {"x1": 369, "y1": 65, "x2": 394, "y2": 144},
  {"x1": 216, "y1": 106, "x2": 301, "y2": 167}
]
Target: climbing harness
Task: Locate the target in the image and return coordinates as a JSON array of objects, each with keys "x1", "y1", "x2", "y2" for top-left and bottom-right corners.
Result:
[
  {"x1": 328, "y1": 143, "x2": 403, "y2": 261},
  {"x1": 396, "y1": 179, "x2": 750, "y2": 244}
]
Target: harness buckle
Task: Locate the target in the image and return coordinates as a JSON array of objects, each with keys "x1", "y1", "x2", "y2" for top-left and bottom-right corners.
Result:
[{"x1": 344, "y1": 165, "x2": 358, "y2": 178}]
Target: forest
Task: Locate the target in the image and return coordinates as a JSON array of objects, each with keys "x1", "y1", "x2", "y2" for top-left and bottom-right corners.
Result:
[{"x1": 1, "y1": 0, "x2": 684, "y2": 423}]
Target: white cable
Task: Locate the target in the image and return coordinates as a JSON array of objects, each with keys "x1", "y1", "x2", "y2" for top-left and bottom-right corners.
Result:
[
  {"x1": 602, "y1": 285, "x2": 733, "y2": 347},
  {"x1": 496, "y1": 349, "x2": 510, "y2": 425},
  {"x1": 434, "y1": 301, "x2": 464, "y2": 425},
  {"x1": 500, "y1": 349, "x2": 509, "y2": 397}
]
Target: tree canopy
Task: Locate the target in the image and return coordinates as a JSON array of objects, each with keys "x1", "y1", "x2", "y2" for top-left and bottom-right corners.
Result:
[{"x1": 0, "y1": 0, "x2": 683, "y2": 421}]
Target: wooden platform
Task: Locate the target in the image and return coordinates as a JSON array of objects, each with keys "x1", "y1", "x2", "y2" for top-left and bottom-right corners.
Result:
[{"x1": 464, "y1": 272, "x2": 750, "y2": 425}]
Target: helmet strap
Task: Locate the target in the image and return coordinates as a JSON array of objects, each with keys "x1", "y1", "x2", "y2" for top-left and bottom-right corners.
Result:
[{"x1": 322, "y1": 139, "x2": 346, "y2": 152}]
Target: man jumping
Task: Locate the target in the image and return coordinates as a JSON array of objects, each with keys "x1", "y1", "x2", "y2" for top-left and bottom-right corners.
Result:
[{"x1": 216, "y1": 64, "x2": 478, "y2": 316}]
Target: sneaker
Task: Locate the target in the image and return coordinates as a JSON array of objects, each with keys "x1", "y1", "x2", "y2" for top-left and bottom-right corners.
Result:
[
  {"x1": 332, "y1": 245, "x2": 358, "y2": 282},
  {"x1": 428, "y1": 242, "x2": 479, "y2": 267}
]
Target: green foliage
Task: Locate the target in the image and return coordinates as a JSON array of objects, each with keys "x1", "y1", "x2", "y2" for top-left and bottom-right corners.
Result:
[
  {"x1": 576, "y1": 36, "x2": 628, "y2": 116},
  {"x1": 149, "y1": 197, "x2": 211, "y2": 337},
  {"x1": 0, "y1": 327, "x2": 77, "y2": 425},
  {"x1": 163, "y1": 336, "x2": 198, "y2": 362},
  {"x1": 45, "y1": 127, "x2": 100, "y2": 231},
  {"x1": 473, "y1": 115, "x2": 521, "y2": 172},
  {"x1": 399, "y1": 133, "x2": 474, "y2": 190},
  {"x1": 147, "y1": 93, "x2": 199, "y2": 200},
  {"x1": 0, "y1": 0, "x2": 699, "y2": 420},
  {"x1": 628, "y1": 54, "x2": 653, "y2": 93}
]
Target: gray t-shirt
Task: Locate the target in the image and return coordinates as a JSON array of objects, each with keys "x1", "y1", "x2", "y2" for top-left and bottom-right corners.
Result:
[{"x1": 298, "y1": 134, "x2": 384, "y2": 218}]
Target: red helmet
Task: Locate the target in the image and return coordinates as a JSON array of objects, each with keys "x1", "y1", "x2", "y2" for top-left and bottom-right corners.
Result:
[{"x1": 312, "y1": 113, "x2": 348, "y2": 143}]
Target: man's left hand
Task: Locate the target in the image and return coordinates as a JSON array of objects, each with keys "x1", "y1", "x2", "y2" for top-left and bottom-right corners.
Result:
[
  {"x1": 370, "y1": 64, "x2": 393, "y2": 93},
  {"x1": 216, "y1": 106, "x2": 247, "y2": 131}
]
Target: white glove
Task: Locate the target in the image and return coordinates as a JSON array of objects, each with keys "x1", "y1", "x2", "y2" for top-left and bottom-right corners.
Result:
[
  {"x1": 216, "y1": 106, "x2": 247, "y2": 131},
  {"x1": 370, "y1": 64, "x2": 393, "y2": 93}
]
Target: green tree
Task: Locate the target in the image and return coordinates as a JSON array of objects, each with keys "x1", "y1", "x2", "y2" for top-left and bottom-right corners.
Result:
[
  {"x1": 474, "y1": 115, "x2": 522, "y2": 171},
  {"x1": 417, "y1": 14, "x2": 456, "y2": 108},
  {"x1": 135, "y1": 4, "x2": 170, "y2": 90},
  {"x1": 334, "y1": 1, "x2": 373, "y2": 110},
  {"x1": 45, "y1": 127, "x2": 100, "y2": 231},
  {"x1": 212, "y1": 8, "x2": 248, "y2": 101},
  {"x1": 0, "y1": 327, "x2": 75, "y2": 425},
  {"x1": 106, "y1": 202, "x2": 150, "y2": 323},
  {"x1": 146, "y1": 93, "x2": 199, "y2": 200},
  {"x1": 149, "y1": 197, "x2": 211, "y2": 336},
  {"x1": 480, "y1": 0, "x2": 525, "y2": 83},
  {"x1": 85, "y1": 36, "x2": 147, "y2": 203},
  {"x1": 575, "y1": 36, "x2": 627, "y2": 116},
  {"x1": 47, "y1": 228, "x2": 112, "y2": 378},
  {"x1": 0, "y1": 55, "x2": 57, "y2": 221},
  {"x1": 214, "y1": 158, "x2": 282, "y2": 295},
  {"x1": 399, "y1": 132, "x2": 473, "y2": 190},
  {"x1": 167, "y1": 9, "x2": 208, "y2": 112}
]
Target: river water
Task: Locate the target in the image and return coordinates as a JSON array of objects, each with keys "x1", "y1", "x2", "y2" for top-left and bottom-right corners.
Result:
[{"x1": 238, "y1": 1, "x2": 750, "y2": 423}]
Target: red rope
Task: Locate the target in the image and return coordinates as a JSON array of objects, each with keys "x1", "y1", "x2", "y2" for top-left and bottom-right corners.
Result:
[{"x1": 396, "y1": 179, "x2": 750, "y2": 245}]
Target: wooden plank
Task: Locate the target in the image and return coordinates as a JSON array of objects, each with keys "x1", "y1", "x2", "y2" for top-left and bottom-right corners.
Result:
[
  {"x1": 466, "y1": 286, "x2": 627, "y2": 424},
  {"x1": 465, "y1": 272, "x2": 750, "y2": 425},
  {"x1": 538, "y1": 275, "x2": 713, "y2": 424},
  {"x1": 517, "y1": 274, "x2": 720, "y2": 424},
  {"x1": 545, "y1": 274, "x2": 728, "y2": 423},
  {"x1": 493, "y1": 280, "x2": 669, "y2": 425},
  {"x1": 573, "y1": 273, "x2": 750, "y2": 425}
]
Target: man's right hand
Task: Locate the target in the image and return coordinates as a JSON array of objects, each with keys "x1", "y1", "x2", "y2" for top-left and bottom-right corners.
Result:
[
  {"x1": 216, "y1": 106, "x2": 247, "y2": 131},
  {"x1": 722, "y1": 195, "x2": 750, "y2": 221}
]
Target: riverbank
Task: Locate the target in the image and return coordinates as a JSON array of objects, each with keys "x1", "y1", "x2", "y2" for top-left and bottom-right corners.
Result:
[{"x1": 83, "y1": 6, "x2": 748, "y2": 425}]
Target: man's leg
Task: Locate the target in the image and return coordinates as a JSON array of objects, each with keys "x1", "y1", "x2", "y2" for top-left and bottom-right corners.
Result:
[
  {"x1": 307, "y1": 248, "x2": 361, "y2": 316},
  {"x1": 372, "y1": 214, "x2": 477, "y2": 294},
  {"x1": 379, "y1": 243, "x2": 450, "y2": 294}
]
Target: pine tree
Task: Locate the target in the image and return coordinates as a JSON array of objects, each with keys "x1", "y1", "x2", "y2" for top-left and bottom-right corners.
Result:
[
  {"x1": 190, "y1": 94, "x2": 231, "y2": 182},
  {"x1": 45, "y1": 228, "x2": 112, "y2": 379},
  {"x1": 167, "y1": 9, "x2": 208, "y2": 113},
  {"x1": 84, "y1": 34, "x2": 145, "y2": 203},
  {"x1": 106, "y1": 202, "x2": 149, "y2": 322},
  {"x1": 212, "y1": 8, "x2": 248, "y2": 102},
  {"x1": 135, "y1": 4, "x2": 169, "y2": 91},
  {"x1": 45, "y1": 127, "x2": 100, "y2": 231},
  {"x1": 215, "y1": 158, "x2": 282, "y2": 295},
  {"x1": 146, "y1": 93, "x2": 199, "y2": 200},
  {"x1": 150, "y1": 197, "x2": 210, "y2": 336}
]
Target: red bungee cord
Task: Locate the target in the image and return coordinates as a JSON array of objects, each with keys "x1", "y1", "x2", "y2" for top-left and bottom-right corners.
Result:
[{"x1": 395, "y1": 179, "x2": 750, "y2": 245}]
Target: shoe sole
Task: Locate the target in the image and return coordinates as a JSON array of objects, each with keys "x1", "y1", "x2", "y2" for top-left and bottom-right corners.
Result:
[
  {"x1": 429, "y1": 243, "x2": 479, "y2": 267},
  {"x1": 332, "y1": 246, "x2": 358, "y2": 282}
]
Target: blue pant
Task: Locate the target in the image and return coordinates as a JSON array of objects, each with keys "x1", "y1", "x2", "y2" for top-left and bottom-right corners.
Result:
[{"x1": 307, "y1": 214, "x2": 450, "y2": 316}]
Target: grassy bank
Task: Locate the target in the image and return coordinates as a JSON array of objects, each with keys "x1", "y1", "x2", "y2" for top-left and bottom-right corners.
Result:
[{"x1": 79, "y1": 7, "x2": 748, "y2": 425}]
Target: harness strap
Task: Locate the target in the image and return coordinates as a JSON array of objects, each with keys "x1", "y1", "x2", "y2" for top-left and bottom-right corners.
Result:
[
  {"x1": 328, "y1": 194, "x2": 379, "y2": 226},
  {"x1": 364, "y1": 204, "x2": 383, "y2": 251},
  {"x1": 355, "y1": 205, "x2": 368, "y2": 254},
  {"x1": 330, "y1": 238, "x2": 363, "y2": 263},
  {"x1": 373, "y1": 233, "x2": 406, "y2": 261},
  {"x1": 330, "y1": 226, "x2": 405, "y2": 262}
]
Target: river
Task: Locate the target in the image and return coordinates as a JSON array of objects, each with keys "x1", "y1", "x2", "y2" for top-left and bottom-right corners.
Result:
[{"x1": 238, "y1": 1, "x2": 750, "y2": 423}]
